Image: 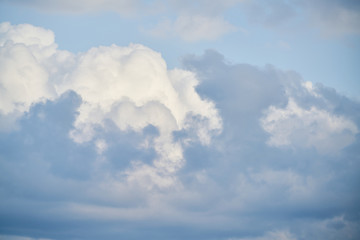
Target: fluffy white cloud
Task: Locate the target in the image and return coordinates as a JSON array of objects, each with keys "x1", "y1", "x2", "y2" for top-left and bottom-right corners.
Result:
[
  {"x1": 59, "y1": 44, "x2": 222, "y2": 185},
  {"x1": 0, "y1": 22, "x2": 57, "y2": 119},
  {"x1": 1, "y1": 25, "x2": 360, "y2": 240},
  {"x1": 0, "y1": 22, "x2": 222, "y2": 188},
  {"x1": 261, "y1": 97, "x2": 358, "y2": 154},
  {"x1": 149, "y1": 15, "x2": 237, "y2": 42}
]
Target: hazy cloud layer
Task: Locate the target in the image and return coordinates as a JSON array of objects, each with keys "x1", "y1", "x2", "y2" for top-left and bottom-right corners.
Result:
[
  {"x1": 3, "y1": 0, "x2": 360, "y2": 38},
  {"x1": 302, "y1": 0, "x2": 360, "y2": 36},
  {"x1": 240, "y1": 0, "x2": 360, "y2": 36},
  {"x1": 1, "y1": 23, "x2": 360, "y2": 240},
  {"x1": 148, "y1": 15, "x2": 237, "y2": 42}
]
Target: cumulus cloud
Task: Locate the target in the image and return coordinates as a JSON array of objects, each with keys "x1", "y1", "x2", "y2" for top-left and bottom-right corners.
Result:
[
  {"x1": 180, "y1": 50, "x2": 360, "y2": 239},
  {"x1": 184, "y1": 49, "x2": 359, "y2": 155},
  {"x1": 0, "y1": 22, "x2": 57, "y2": 129},
  {"x1": 0, "y1": 22, "x2": 222, "y2": 188},
  {"x1": 1, "y1": 24, "x2": 360, "y2": 240},
  {"x1": 261, "y1": 97, "x2": 359, "y2": 154}
]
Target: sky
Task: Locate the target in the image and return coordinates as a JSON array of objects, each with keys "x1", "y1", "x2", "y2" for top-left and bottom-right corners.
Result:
[{"x1": 0, "y1": 0, "x2": 359, "y2": 240}]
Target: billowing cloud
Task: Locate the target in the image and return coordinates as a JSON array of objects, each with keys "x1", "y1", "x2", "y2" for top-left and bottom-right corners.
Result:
[
  {"x1": 0, "y1": 22, "x2": 57, "y2": 129},
  {"x1": 1, "y1": 24, "x2": 360, "y2": 240},
  {"x1": 0, "y1": 22, "x2": 222, "y2": 188},
  {"x1": 184, "y1": 50, "x2": 359, "y2": 155},
  {"x1": 261, "y1": 97, "x2": 358, "y2": 154}
]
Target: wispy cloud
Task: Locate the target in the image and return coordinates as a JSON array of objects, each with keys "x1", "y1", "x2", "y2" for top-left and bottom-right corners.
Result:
[{"x1": 149, "y1": 15, "x2": 237, "y2": 42}]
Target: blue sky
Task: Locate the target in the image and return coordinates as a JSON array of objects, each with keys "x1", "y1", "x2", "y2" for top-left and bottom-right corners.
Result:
[{"x1": 0, "y1": 1, "x2": 359, "y2": 240}]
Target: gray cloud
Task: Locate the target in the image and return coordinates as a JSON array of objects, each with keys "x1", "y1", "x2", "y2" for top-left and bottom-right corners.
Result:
[
  {"x1": 240, "y1": 0, "x2": 360, "y2": 37},
  {"x1": 1, "y1": 24, "x2": 360, "y2": 239},
  {"x1": 181, "y1": 49, "x2": 360, "y2": 239}
]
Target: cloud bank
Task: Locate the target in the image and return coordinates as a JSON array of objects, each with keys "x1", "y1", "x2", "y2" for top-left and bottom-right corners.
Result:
[{"x1": 1, "y1": 23, "x2": 360, "y2": 240}]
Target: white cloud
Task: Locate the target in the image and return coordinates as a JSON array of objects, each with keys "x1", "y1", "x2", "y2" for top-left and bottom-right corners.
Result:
[
  {"x1": 261, "y1": 97, "x2": 358, "y2": 154},
  {"x1": 57, "y1": 43, "x2": 222, "y2": 186},
  {"x1": 1, "y1": 38, "x2": 360, "y2": 240},
  {"x1": 0, "y1": 22, "x2": 57, "y2": 118},
  {"x1": 95, "y1": 138, "x2": 107, "y2": 154},
  {"x1": 149, "y1": 15, "x2": 237, "y2": 42},
  {"x1": 0, "y1": 22, "x2": 222, "y2": 188}
]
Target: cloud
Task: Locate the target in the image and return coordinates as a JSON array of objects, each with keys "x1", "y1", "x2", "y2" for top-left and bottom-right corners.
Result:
[
  {"x1": 184, "y1": 50, "x2": 359, "y2": 155},
  {"x1": 1, "y1": 24, "x2": 360, "y2": 240},
  {"x1": 302, "y1": 0, "x2": 360, "y2": 36},
  {"x1": 181, "y1": 49, "x2": 360, "y2": 238},
  {"x1": 3, "y1": 0, "x2": 241, "y2": 41},
  {"x1": 239, "y1": 0, "x2": 360, "y2": 37},
  {"x1": 240, "y1": 0, "x2": 297, "y2": 28},
  {"x1": 261, "y1": 97, "x2": 358, "y2": 154},
  {"x1": 149, "y1": 15, "x2": 237, "y2": 42},
  {"x1": 0, "y1": 22, "x2": 222, "y2": 188},
  {"x1": 59, "y1": 44, "x2": 222, "y2": 186},
  {"x1": 3, "y1": 0, "x2": 360, "y2": 42},
  {"x1": 0, "y1": 22, "x2": 58, "y2": 129}
]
